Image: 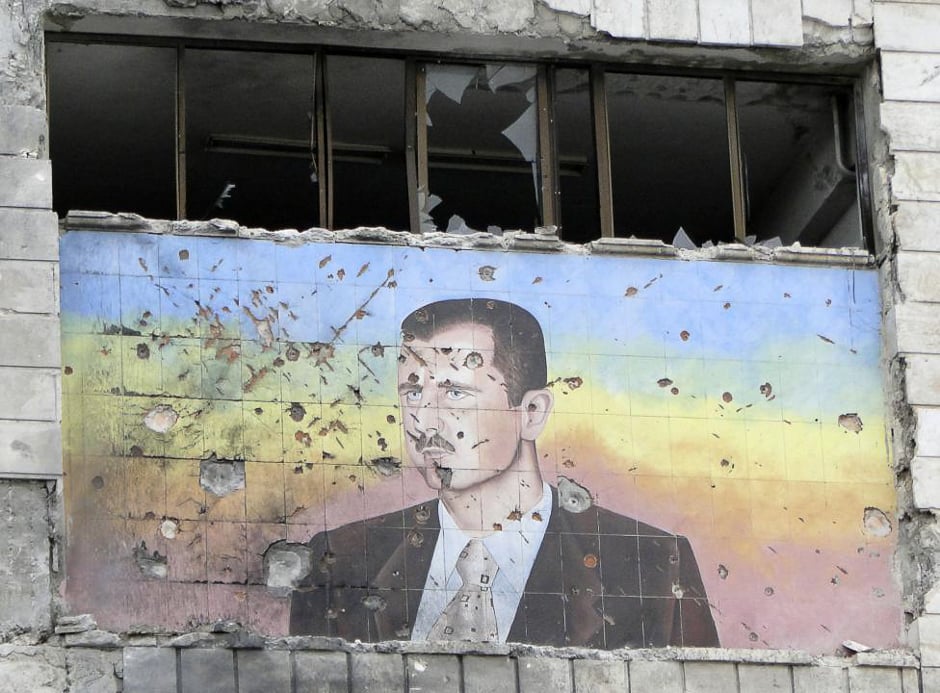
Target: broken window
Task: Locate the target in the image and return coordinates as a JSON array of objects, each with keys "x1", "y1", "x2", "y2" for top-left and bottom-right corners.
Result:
[{"x1": 46, "y1": 35, "x2": 871, "y2": 251}]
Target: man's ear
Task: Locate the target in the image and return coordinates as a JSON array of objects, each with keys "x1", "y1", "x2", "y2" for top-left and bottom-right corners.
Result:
[{"x1": 519, "y1": 388, "x2": 554, "y2": 441}]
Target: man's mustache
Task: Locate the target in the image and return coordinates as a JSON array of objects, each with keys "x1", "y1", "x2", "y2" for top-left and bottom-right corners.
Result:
[{"x1": 408, "y1": 431, "x2": 456, "y2": 453}]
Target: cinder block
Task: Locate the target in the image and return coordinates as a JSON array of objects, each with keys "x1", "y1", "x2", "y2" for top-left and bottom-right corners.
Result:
[
  {"x1": 0, "y1": 106, "x2": 46, "y2": 157},
  {"x1": 921, "y1": 667, "x2": 939, "y2": 693},
  {"x1": 803, "y1": 0, "x2": 853, "y2": 26},
  {"x1": 0, "y1": 420, "x2": 62, "y2": 477},
  {"x1": 698, "y1": 0, "x2": 749, "y2": 44},
  {"x1": 647, "y1": 0, "x2": 698, "y2": 42},
  {"x1": 543, "y1": 0, "x2": 590, "y2": 15},
  {"x1": 874, "y1": 2, "x2": 940, "y2": 51},
  {"x1": 572, "y1": 658, "x2": 627, "y2": 689},
  {"x1": 738, "y1": 663, "x2": 792, "y2": 692},
  {"x1": 0, "y1": 645, "x2": 67, "y2": 692},
  {"x1": 897, "y1": 251, "x2": 940, "y2": 302},
  {"x1": 893, "y1": 201, "x2": 940, "y2": 252},
  {"x1": 0, "y1": 314, "x2": 60, "y2": 367},
  {"x1": 0, "y1": 481, "x2": 52, "y2": 633},
  {"x1": 0, "y1": 158, "x2": 52, "y2": 209},
  {"x1": 793, "y1": 665, "x2": 847, "y2": 693},
  {"x1": 683, "y1": 661, "x2": 737, "y2": 693},
  {"x1": 901, "y1": 666, "x2": 920, "y2": 693},
  {"x1": 179, "y1": 649, "x2": 235, "y2": 693},
  {"x1": 913, "y1": 614, "x2": 940, "y2": 667},
  {"x1": 0, "y1": 209, "x2": 58, "y2": 261},
  {"x1": 888, "y1": 304, "x2": 940, "y2": 356},
  {"x1": 916, "y1": 407, "x2": 940, "y2": 458},
  {"x1": 518, "y1": 656, "x2": 572, "y2": 691},
  {"x1": 847, "y1": 666, "x2": 903, "y2": 693},
  {"x1": 853, "y1": 0, "x2": 873, "y2": 25},
  {"x1": 906, "y1": 356, "x2": 940, "y2": 406},
  {"x1": 0, "y1": 259, "x2": 57, "y2": 313},
  {"x1": 893, "y1": 152, "x2": 940, "y2": 202},
  {"x1": 912, "y1": 456, "x2": 940, "y2": 509},
  {"x1": 591, "y1": 0, "x2": 645, "y2": 38},
  {"x1": 295, "y1": 651, "x2": 348, "y2": 692},
  {"x1": 350, "y1": 652, "x2": 403, "y2": 693},
  {"x1": 883, "y1": 52, "x2": 940, "y2": 103},
  {"x1": 406, "y1": 654, "x2": 460, "y2": 693},
  {"x1": 123, "y1": 648, "x2": 178, "y2": 693},
  {"x1": 237, "y1": 650, "x2": 291, "y2": 693},
  {"x1": 881, "y1": 102, "x2": 940, "y2": 152},
  {"x1": 66, "y1": 649, "x2": 121, "y2": 693},
  {"x1": 0, "y1": 367, "x2": 58, "y2": 421},
  {"x1": 463, "y1": 655, "x2": 516, "y2": 693},
  {"x1": 751, "y1": 0, "x2": 803, "y2": 46},
  {"x1": 627, "y1": 660, "x2": 683, "y2": 693}
]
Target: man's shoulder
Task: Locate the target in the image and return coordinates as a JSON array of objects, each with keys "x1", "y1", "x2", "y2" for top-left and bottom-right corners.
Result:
[
  {"x1": 306, "y1": 498, "x2": 440, "y2": 547},
  {"x1": 548, "y1": 485, "x2": 678, "y2": 539}
]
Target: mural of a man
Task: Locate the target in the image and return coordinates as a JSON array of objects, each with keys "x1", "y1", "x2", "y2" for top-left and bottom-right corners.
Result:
[{"x1": 290, "y1": 298, "x2": 719, "y2": 648}]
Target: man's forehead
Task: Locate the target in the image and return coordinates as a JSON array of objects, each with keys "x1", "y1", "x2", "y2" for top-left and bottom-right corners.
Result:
[{"x1": 400, "y1": 321, "x2": 496, "y2": 352}]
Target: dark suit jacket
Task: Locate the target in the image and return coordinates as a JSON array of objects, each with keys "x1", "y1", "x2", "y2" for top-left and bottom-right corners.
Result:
[{"x1": 290, "y1": 488, "x2": 719, "y2": 648}]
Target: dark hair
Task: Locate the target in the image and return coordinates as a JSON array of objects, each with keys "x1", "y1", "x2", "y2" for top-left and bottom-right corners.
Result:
[{"x1": 400, "y1": 298, "x2": 547, "y2": 407}]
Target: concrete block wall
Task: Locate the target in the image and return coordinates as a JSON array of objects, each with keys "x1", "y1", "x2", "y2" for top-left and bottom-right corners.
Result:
[{"x1": 1, "y1": 0, "x2": 940, "y2": 688}]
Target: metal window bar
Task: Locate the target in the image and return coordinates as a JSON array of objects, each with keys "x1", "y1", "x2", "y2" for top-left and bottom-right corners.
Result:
[
  {"x1": 175, "y1": 45, "x2": 186, "y2": 221},
  {"x1": 590, "y1": 65, "x2": 614, "y2": 239},
  {"x1": 724, "y1": 77, "x2": 747, "y2": 243},
  {"x1": 405, "y1": 59, "x2": 421, "y2": 234},
  {"x1": 537, "y1": 65, "x2": 557, "y2": 231},
  {"x1": 313, "y1": 51, "x2": 329, "y2": 228}
]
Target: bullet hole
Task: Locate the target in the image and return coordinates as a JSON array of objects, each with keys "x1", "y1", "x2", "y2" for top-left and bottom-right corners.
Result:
[
  {"x1": 720, "y1": 459, "x2": 731, "y2": 468},
  {"x1": 564, "y1": 377, "x2": 583, "y2": 390},
  {"x1": 91, "y1": 475, "x2": 104, "y2": 490},
  {"x1": 532, "y1": 276, "x2": 542, "y2": 284},
  {"x1": 136, "y1": 343, "x2": 150, "y2": 359},
  {"x1": 284, "y1": 344, "x2": 301, "y2": 362},
  {"x1": 362, "y1": 595, "x2": 387, "y2": 612},
  {"x1": 408, "y1": 530, "x2": 424, "y2": 547},
  {"x1": 838, "y1": 413, "x2": 863, "y2": 433},
  {"x1": 198, "y1": 456, "x2": 246, "y2": 497},
  {"x1": 830, "y1": 576, "x2": 840, "y2": 586},
  {"x1": 873, "y1": 587, "x2": 886, "y2": 598},
  {"x1": 671, "y1": 583, "x2": 684, "y2": 599},
  {"x1": 558, "y1": 476, "x2": 593, "y2": 514},
  {"x1": 377, "y1": 437, "x2": 388, "y2": 451},
  {"x1": 748, "y1": 632, "x2": 759, "y2": 642},
  {"x1": 368, "y1": 456, "x2": 402, "y2": 477},
  {"x1": 464, "y1": 352, "x2": 484, "y2": 369},
  {"x1": 862, "y1": 507, "x2": 892, "y2": 537},
  {"x1": 670, "y1": 387, "x2": 679, "y2": 396},
  {"x1": 764, "y1": 587, "x2": 775, "y2": 596},
  {"x1": 492, "y1": 523, "x2": 503, "y2": 532},
  {"x1": 371, "y1": 343, "x2": 385, "y2": 358},
  {"x1": 64, "y1": 366, "x2": 73, "y2": 375},
  {"x1": 143, "y1": 404, "x2": 179, "y2": 433},
  {"x1": 407, "y1": 372, "x2": 419, "y2": 384},
  {"x1": 386, "y1": 415, "x2": 397, "y2": 425},
  {"x1": 160, "y1": 518, "x2": 180, "y2": 539},
  {"x1": 263, "y1": 541, "x2": 315, "y2": 593},
  {"x1": 402, "y1": 332, "x2": 415, "y2": 344},
  {"x1": 478, "y1": 265, "x2": 497, "y2": 281},
  {"x1": 783, "y1": 292, "x2": 791, "y2": 299},
  {"x1": 718, "y1": 564, "x2": 729, "y2": 579},
  {"x1": 414, "y1": 505, "x2": 431, "y2": 524},
  {"x1": 254, "y1": 407, "x2": 264, "y2": 416},
  {"x1": 435, "y1": 465, "x2": 454, "y2": 487},
  {"x1": 624, "y1": 287, "x2": 638, "y2": 297},
  {"x1": 129, "y1": 445, "x2": 144, "y2": 457},
  {"x1": 583, "y1": 554, "x2": 599, "y2": 569},
  {"x1": 657, "y1": 378, "x2": 673, "y2": 388},
  {"x1": 680, "y1": 330, "x2": 690, "y2": 341},
  {"x1": 817, "y1": 334, "x2": 835, "y2": 345},
  {"x1": 760, "y1": 383, "x2": 773, "y2": 398},
  {"x1": 507, "y1": 509, "x2": 523, "y2": 521},
  {"x1": 532, "y1": 512, "x2": 543, "y2": 522},
  {"x1": 178, "y1": 249, "x2": 189, "y2": 261},
  {"x1": 722, "y1": 392, "x2": 733, "y2": 403},
  {"x1": 713, "y1": 284, "x2": 723, "y2": 292},
  {"x1": 133, "y1": 541, "x2": 168, "y2": 580},
  {"x1": 288, "y1": 403, "x2": 306, "y2": 422},
  {"x1": 456, "y1": 431, "x2": 465, "y2": 439},
  {"x1": 562, "y1": 458, "x2": 575, "y2": 468},
  {"x1": 319, "y1": 255, "x2": 331, "y2": 268},
  {"x1": 295, "y1": 431, "x2": 313, "y2": 447},
  {"x1": 723, "y1": 302, "x2": 731, "y2": 310}
]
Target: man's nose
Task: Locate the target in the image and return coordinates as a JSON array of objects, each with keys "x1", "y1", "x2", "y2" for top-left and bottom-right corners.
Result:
[{"x1": 412, "y1": 394, "x2": 444, "y2": 433}]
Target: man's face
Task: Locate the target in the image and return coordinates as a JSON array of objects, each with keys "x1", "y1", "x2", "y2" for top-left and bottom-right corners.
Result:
[{"x1": 397, "y1": 322, "x2": 525, "y2": 492}]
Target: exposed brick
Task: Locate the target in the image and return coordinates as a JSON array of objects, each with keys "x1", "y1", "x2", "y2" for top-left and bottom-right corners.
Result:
[
  {"x1": 0, "y1": 209, "x2": 58, "y2": 261},
  {"x1": 846, "y1": 666, "x2": 903, "y2": 693},
  {"x1": 179, "y1": 649, "x2": 235, "y2": 693},
  {"x1": 572, "y1": 658, "x2": 627, "y2": 689},
  {"x1": 406, "y1": 654, "x2": 460, "y2": 693},
  {"x1": 518, "y1": 656, "x2": 572, "y2": 691},
  {"x1": 350, "y1": 652, "x2": 403, "y2": 693},
  {"x1": 0, "y1": 106, "x2": 46, "y2": 157},
  {"x1": 463, "y1": 655, "x2": 516, "y2": 693},
  {"x1": 238, "y1": 649, "x2": 291, "y2": 693},
  {"x1": 123, "y1": 648, "x2": 178, "y2": 693},
  {"x1": 738, "y1": 663, "x2": 792, "y2": 692},
  {"x1": 0, "y1": 158, "x2": 52, "y2": 209},
  {"x1": 684, "y1": 661, "x2": 737, "y2": 693},
  {"x1": 0, "y1": 420, "x2": 62, "y2": 477},
  {"x1": 627, "y1": 660, "x2": 683, "y2": 693},
  {"x1": 295, "y1": 651, "x2": 349, "y2": 692},
  {"x1": 751, "y1": 0, "x2": 803, "y2": 46},
  {"x1": 793, "y1": 665, "x2": 847, "y2": 693}
]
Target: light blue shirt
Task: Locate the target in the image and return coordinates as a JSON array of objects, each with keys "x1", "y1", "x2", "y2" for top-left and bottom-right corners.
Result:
[{"x1": 411, "y1": 482, "x2": 554, "y2": 642}]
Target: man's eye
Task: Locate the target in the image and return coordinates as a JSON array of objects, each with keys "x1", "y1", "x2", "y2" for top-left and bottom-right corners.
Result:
[
  {"x1": 445, "y1": 388, "x2": 470, "y2": 401},
  {"x1": 404, "y1": 390, "x2": 422, "y2": 403}
]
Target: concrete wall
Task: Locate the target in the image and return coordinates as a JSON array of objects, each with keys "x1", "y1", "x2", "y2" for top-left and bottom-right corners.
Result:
[{"x1": 4, "y1": 0, "x2": 940, "y2": 689}]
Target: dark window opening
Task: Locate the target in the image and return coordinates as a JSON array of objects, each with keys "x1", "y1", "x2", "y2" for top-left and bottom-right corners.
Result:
[{"x1": 46, "y1": 36, "x2": 870, "y2": 252}]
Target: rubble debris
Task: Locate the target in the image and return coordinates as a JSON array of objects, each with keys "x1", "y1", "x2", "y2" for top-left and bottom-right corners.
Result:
[
  {"x1": 55, "y1": 614, "x2": 97, "y2": 635},
  {"x1": 199, "y1": 455, "x2": 246, "y2": 497}
]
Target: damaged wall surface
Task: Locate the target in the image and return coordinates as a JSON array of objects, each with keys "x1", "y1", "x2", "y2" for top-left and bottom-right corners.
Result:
[{"x1": 59, "y1": 228, "x2": 894, "y2": 652}]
